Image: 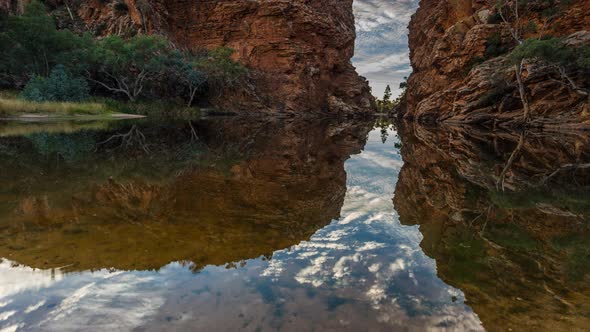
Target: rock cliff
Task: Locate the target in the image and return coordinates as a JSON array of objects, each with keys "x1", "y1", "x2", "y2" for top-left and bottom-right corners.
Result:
[
  {"x1": 401, "y1": 0, "x2": 590, "y2": 129},
  {"x1": 73, "y1": 0, "x2": 374, "y2": 115}
]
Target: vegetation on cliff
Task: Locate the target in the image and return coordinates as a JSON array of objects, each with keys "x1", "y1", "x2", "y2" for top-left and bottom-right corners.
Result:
[{"x1": 0, "y1": 0, "x2": 247, "y2": 113}]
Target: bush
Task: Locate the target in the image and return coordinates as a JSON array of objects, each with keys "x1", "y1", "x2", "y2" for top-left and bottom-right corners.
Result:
[
  {"x1": 508, "y1": 37, "x2": 590, "y2": 71},
  {"x1": 20, "y1": 65, "x2": 90, "y2": 102},
  {"x1": 194, "y1": 47, "x2": 248, "y2": 93},
  {"x1": 0, "y1": 0, "x2": 90, "y2": 85}
]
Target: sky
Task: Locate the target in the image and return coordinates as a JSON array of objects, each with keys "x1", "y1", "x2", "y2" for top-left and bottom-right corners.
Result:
[{"x1": 352, "y1": 0, "x2": 419, "y2": 98}]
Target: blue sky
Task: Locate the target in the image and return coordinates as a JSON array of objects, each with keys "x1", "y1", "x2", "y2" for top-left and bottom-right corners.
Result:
[{"x1": 353, "y1": 0, "x2": 419, "y2": 98}]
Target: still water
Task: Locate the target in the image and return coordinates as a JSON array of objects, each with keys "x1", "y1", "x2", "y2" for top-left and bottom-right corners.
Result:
[{"x1": 0, "y1": 117, "x2": 588, "y2": 331}]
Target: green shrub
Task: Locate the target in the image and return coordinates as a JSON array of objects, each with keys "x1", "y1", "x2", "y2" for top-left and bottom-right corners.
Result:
[
  {"x1": 194, "y1": 47, "x2": 248, "y2": 93},
  {"x1": 508, "y1": 37, "x2": 590, "y2": 73},
  {"x1": 0, "y1": 0, "x2": 90, "y2": 84},
  {"x1": 20, "y1": 65, "x2": 90, "y2": 102}
]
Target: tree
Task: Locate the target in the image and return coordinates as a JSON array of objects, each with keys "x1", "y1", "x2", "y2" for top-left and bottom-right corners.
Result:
[
  {"x1": 86, "y1": 35, "x2": 173, "y2": 102},
  {"x1": 487, "y1": 0, "x2": 531, "y2": 122},
  {"x1": 0, "y1": 0, "x2": 89, "y2": 85},
  {"x1": 510, "y1": 38, "x2": 589, "y2": 97},
  {"x1": 167, "y1": 51, "x2": 207, "y2": 107},
  {"x1": 383, "y1": 85, "x2": 392, "y2": 104},
  {"x1": 491, "y1": 0, "x2": 523, "y2": 45},
  {"x1": 193, "y1": 47, "x2": 248, "y2": 97}
]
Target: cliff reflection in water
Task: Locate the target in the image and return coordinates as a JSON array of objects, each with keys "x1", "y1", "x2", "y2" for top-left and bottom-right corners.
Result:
[
  {"x1": 0, "y1": 117, "x2": 371, "y2": 272},
  {"x1": 394, "y1": 124, "x2": 590, "y2": 331}
]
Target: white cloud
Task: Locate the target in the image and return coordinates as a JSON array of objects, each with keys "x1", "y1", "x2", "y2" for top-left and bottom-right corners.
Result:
[{"x1": 353, "y1": 0, "x2": 419, "y2": 97}]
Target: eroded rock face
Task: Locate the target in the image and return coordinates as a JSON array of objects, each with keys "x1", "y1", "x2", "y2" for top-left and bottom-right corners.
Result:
[
  {"x1": 402, "y1": 0, "x2": 590, "y2": 128},
  {"x1": 0, "y1": 117, "x2": 372, "y2": 271},
  {"x1": 394, "y1": 124, "x2": 590, "y2": 331},
  {"x1": 76, "y1": 0, "x2": 374, "y2": 115}
]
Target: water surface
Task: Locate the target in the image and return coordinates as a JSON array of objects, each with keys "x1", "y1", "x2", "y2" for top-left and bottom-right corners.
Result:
[{"x1": 0, "y1": 118, "x2": 588, "y2": 331}]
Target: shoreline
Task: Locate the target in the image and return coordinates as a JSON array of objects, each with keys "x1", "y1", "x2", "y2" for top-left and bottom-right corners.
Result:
[{"x1": 0, "y1": 113, "x2": 146, "y2": 122}]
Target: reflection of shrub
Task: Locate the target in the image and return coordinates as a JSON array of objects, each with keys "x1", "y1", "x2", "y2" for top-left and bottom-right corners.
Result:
[{"x1": 20, "y1": 65, "x2": 90, "y2": 102}]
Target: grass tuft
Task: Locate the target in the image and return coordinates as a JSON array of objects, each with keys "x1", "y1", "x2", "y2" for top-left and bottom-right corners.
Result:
[{"x1": 0, "y1": 92, "x2": 109, "y2": 116}]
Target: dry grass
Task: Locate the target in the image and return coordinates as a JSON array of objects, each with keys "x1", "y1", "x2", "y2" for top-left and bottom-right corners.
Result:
[{"x1": 0, "y1": 91, "x2": 110, "y2": 116}]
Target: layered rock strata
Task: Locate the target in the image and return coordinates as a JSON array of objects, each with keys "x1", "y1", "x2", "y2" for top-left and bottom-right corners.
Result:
[{"x1": 402, "y1": 0, "x2": 590, "y2": 129}]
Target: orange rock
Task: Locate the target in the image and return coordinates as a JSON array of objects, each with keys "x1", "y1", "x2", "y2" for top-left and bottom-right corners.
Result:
[
  {"x1": 77, "y1": 0, "x2": 375, "y2": 115},
  {"x1": 403, "y1": 0, "x2": 590, "y2": 129}
]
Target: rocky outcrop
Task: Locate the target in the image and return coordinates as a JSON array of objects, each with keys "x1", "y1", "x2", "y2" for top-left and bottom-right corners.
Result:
[
  {"x1": 74, "y1": 0, "x2": 374, "y2": 115},
  {"x1": 402, "y1": 0, "x2": 590, "y2": 129},
  {"x1": 394, "y1": 124, "x2": 590, "y2": 331}
]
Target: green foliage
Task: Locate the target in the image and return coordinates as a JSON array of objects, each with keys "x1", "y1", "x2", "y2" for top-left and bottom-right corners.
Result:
[
  {"x1": 399, "y1": 76, "x2": 408, "y2": 90},
  {"x1": 86, "y1": 35, "x2": 174, "y2": 101},
  {"x1": 509, "y1": 37, "x2": 590, "y2": 72},
  {"x1": 376, "y1": 79, "x2": 407, "y2": 112},
  {"x1": 0, "y1": 0, "x2": 90, "y2": 85},
  {"x1": 0, "y1": 1, "x2": 249, "y2": 108},
  {"x1": 19, "y1": 65, "x2": 90, "y2": 102},
  {"x1": 383, "y1": 85, "x2": 392, "y2": 103},
  {"x1": 194, "y1": 47, "x2": 248, "y2": 93},
  {"x1": 164, "y1": 50, "x2": 208, "y2": 106}
]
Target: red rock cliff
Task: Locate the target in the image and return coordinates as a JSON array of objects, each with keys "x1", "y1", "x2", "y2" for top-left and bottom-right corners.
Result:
[
  {"x1": 76, "y1": 0, "x2": 374, "y2": 115},
  {"x1": 402, "y1": 0, "x2": 590, "y2": 129}
]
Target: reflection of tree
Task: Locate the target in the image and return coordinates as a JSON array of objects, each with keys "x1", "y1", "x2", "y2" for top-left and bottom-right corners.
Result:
[
  {"x1": 97, "y1": 124, "x2": 150, "y2": 153},
  {"x1": 374, "y1": 116, "x2": 394, "y2": 144}
]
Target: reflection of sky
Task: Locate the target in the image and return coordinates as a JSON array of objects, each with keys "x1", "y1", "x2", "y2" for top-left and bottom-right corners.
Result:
[
  {"x1": 0, "y1": 128, "x2": 483, "y2": 331},
  {"x1": 352, "y1": 0, "x2": 419, "y2": 98}
]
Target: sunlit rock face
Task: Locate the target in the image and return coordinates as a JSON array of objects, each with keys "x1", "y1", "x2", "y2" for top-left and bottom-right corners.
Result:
[
  {"x1": 73, "y1": 0, "x2": 374, "y2": 115},
  {"x1": 0, "y1": 118, "x2": 372, "y2": 272},
  {"x1": 394, "y1": 124, "x2": 590, "y2": 331},
  {"x1": 402, "y1": 0, "x2": 590, "y2": 128}
]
